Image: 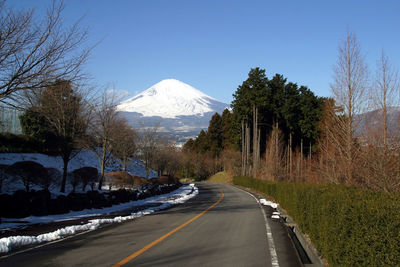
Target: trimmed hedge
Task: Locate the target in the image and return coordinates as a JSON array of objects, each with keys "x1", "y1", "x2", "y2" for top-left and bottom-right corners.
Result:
[
  {"x1": 0, "y1": 183, "x2": 181, "y2": 218},
  {"x1": 234, "y1": 176, "x2": 400, "y2": 266},
  {"x1": 0, "y1": 133, "x2": 58, "y2": 154}
]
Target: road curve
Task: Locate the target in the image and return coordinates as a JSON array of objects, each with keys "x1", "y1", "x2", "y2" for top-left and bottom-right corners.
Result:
[{"x1": 0, "y1": 183, "x2": 301, "y2": 267}]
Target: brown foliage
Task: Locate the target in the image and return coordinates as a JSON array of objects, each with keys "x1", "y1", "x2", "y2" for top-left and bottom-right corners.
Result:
[
  {"x1": 105, "y1": 171, "x2": 148, "y2": 189},
  {"x1": 220, "y1": 149, "x2": 241, "y2": 176},
  {"x1": 149, "y1": 175, "x2": 179, "y2": 185}
]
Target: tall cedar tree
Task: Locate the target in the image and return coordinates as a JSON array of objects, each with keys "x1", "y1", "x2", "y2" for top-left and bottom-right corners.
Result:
[
  {"x1": 193, "y1": 130, "x2": 209, "y2": 153},
  {"x1": 221, "y1": 108, "x2": 233, "y2": 149},
  {"x1": 231, "y1": 68, "x2": 269, "y2": 150},
  {"x1": 207, "y1": 113, "x2": 223, "y2": 157}
]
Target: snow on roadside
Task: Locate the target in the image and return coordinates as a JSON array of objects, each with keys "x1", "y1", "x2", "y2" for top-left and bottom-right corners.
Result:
[
  {"x1": 0, "y1": 183, "x2": 198, "y2": 254},
  {"x1": 259, "y1": 198, "x2": 278, "y2": 209},
  {"x1": 259, "y1": 199, "x2": 280, "y2": 219}
]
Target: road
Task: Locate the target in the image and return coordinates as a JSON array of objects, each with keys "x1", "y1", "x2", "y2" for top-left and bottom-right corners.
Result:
[{"x1": 0, "y1": 183, "x2": 302, "y2": 267}]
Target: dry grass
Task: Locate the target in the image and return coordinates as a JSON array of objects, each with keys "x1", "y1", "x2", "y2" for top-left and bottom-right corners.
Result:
[{"x1": 207, "y1": 171, "x2": 233, "y2": 184}]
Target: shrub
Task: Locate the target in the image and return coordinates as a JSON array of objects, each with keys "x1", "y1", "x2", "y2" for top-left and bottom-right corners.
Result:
[
  {"x1": 87, "y1": 190, "x2": 107, "y2": 208},
  {"x1": 30, "y1": 189, "x2": 51, "y2": 216},
  {"x1": 6, "y1": 161, "x2": 48, "y2": 191},
  {"x1": 48, "y1": 195, "x2": 69, "y2": 215},
  {"x1": 234, "y1": 176, "x2": 400, "y2": 266},
  {"x1": 10, "y1": 190, "x2": 31, "y2": 218},
  {"x1": 0, "y1": 194, "x2": 13, "y2": 217},
  {"x1": 67, "y1": 193, "x2": 91, "y2": 211},
  {"x1": 72, "y1": 167, "x2": 98, "y2": 192}
]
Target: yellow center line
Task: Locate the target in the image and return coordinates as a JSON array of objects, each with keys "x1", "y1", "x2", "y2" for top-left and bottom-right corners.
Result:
[{"x1": 112, "y1": 190, "x2": 225, "y2": 267}]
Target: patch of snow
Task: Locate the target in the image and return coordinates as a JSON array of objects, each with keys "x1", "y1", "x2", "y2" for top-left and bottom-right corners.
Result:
[
  {"x1": 0, "y1": 184, "x2": 198, "y2": 254},
  {"x1": 259, "y1": 199, "x2": 279, "y2": 209}
]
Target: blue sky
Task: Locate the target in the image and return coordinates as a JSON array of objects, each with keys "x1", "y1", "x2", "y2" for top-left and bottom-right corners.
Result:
[{"x1": 11, "y1": 0, "x2": 400, "y2": 104}]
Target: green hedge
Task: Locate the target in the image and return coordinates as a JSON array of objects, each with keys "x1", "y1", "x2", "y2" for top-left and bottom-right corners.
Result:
[
  {"x1": 0, "y1": 133, "x2": 58, "y2": 154},
  {"x1": 234, "y1": 176, "x2": 400, "y2": 266}
]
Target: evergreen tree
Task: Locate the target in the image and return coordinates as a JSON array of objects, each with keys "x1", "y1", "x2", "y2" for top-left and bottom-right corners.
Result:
[
  {"x1": 183, "y1": 138, "x2": 195, "y2": 152},
  {"x1": 231, "y1": 67, "x2": 269, "y2": 149},
  {"x1": 194, "y1": 130, "x2": 209, "y2": 153},
  {"x1": 281, "y1": 82, "x2": 301, "y2": 146},
  {"x1": 207, "y1": 113, "x2": 223, "y2": 157},
  {"x1": 298, "y1": 86, "x2": 325, "y2": 149},
  {"x1": 36, "y1": 80, "x2": 87, "y2": 192},
  {"x1": 19, "y1": 109, "x2": 59, "y2": 152},
  {"x1": 221, "y1": 108, "x2": 233, "y2": 149},
  {"x1": 268, "y1": 74, "x2": 287, "y2": 124},
  {"x1": 230, "y1": 67, "x2": 324, "y2": 156}
]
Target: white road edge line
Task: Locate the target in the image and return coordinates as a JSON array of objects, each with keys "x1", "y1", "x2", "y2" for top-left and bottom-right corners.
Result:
[{"x1": 234, "y1": 186, "x2": 280, "y2": 267}]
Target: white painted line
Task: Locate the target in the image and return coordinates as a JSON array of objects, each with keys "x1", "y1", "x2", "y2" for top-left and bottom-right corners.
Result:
[{"x1": 234, "y1": 186, "x2": 280, "y2": 267}]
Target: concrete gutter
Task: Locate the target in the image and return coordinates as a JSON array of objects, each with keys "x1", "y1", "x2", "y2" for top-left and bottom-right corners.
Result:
[
  {"x1": 277, "y1": 207, "x2": 327, "y2": 267},
  {"x1": 233, "y1": 184, "x2": 327, "y2": 267}
]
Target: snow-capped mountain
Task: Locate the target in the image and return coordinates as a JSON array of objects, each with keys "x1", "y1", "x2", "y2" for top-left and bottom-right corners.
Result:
[
  {"x1": 118, "y1": 79, "x2": 224, "y2": 118},
  {"x1": 117, "y1": 79, "x2": 229, "y2": 143}
]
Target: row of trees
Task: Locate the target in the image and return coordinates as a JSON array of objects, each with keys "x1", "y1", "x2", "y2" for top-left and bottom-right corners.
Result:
[
  {"x1": 18, "y1": 80, "x2": 137, "y2": 192},
  {"x1": 0, "y1": 1, "x2": 182, "y2": 192},
  {"x1": 184, "y1": 30, "x2": 399, "y2": 192},
  {"x1": 319, "y1": 30, "x2": 400, "y2": 191},
  {"x1": 18, "y1": 80, "x2": 185, "y2": 192},
  {"x1": 183, "y1": 68, "x2": 325, "y2": 180}
]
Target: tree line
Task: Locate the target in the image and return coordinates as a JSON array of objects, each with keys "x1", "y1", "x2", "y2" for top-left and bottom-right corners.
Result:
[
  {"x1": 183, "y1": 68, "x2": 325, "y2": 180},
  {"x1": 184, "y1": 30, "x2": 400, "y2": 193},
  {"x1": 0, "y1": 1, "x2": 182, "y2": 193}
]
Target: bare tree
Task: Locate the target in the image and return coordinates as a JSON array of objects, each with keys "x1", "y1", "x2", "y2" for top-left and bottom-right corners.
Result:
[
  {"x1": 88, "y1": 90, "x2": 124, "y2": 190},
  {"x1": 356, "y1": 50, "x2": 400, "y2": 192},
  {"x1": 111, "y1": 120, "x2": 138, "y2": 172},
  {"x1": 317, "y1": 98, "x2": 350, "y2": 184},
  {"x1": 263, "y1": 123, "x2": 285, "y2": 181},
  {"x1": 369, "y1": 50, "x2": 399, "y2": 150},
  {"x1": 330, "y1": 30, "x2": 369, "y2": 183},
  {"x1": 153, "y1": 140, "x2": 182, "y2": 176},
  {"x1": 138, "y1": 124, "x2": 159, "y2": 178},
  {"x1": 0, "y1": 0, "x2": 89, "y2": 105}
]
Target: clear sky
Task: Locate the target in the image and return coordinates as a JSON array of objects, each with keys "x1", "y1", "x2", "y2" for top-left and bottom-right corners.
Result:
[{"x1": 11, "y1": 0, "x2": 400, "y2": 104}]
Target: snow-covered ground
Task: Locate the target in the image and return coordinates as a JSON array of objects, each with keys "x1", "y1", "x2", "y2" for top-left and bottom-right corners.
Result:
[
  {"x1": 0, "y1": 150, "x2": 157, "y2": 194},
  {"x1": 0, "y1": 183, "x2": 198, "y2": 254}
]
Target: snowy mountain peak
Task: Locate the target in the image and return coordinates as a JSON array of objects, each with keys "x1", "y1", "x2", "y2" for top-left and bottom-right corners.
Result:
[
  {"x1": 145, "y1": 79, "x2": 215, "y2": 100},
  {"x1": 117, "y1": 79, "x2": 225, "y2": 118}
]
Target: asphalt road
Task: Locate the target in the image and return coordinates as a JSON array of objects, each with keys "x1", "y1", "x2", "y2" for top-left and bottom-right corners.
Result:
[{"x1": 0, "y1": 183, "x2": 301, "y2": 267}]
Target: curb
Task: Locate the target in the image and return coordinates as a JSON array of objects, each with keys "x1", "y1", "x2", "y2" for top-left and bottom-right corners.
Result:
[
  {"x1": 233, "y1": 185, "x2": 326, "y2": 267},
  {"x1": 277, "y1": 207, "x2": 326, "y2": 267}
]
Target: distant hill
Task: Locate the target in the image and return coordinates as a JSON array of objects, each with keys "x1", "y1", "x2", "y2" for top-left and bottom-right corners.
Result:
[{"x1": 356, "y1": 106, "x2": 400, "y2": 137}]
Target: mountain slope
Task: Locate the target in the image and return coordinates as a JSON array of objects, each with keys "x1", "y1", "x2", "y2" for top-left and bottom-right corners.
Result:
[
  {"x1": 118, "y1": 79, "x2": 227, "y2": 118},
  {"x1": 117, "y1": 79, "x2": 229, "y2": 142},
  {"x1": 356, "y1": 106, "x2": 400, "y2": 136}
]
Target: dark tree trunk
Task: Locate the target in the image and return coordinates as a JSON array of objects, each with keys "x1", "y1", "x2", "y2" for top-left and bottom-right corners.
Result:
[{"x1": 60, "y1": 156, "x2": 69, "y2": 193}]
